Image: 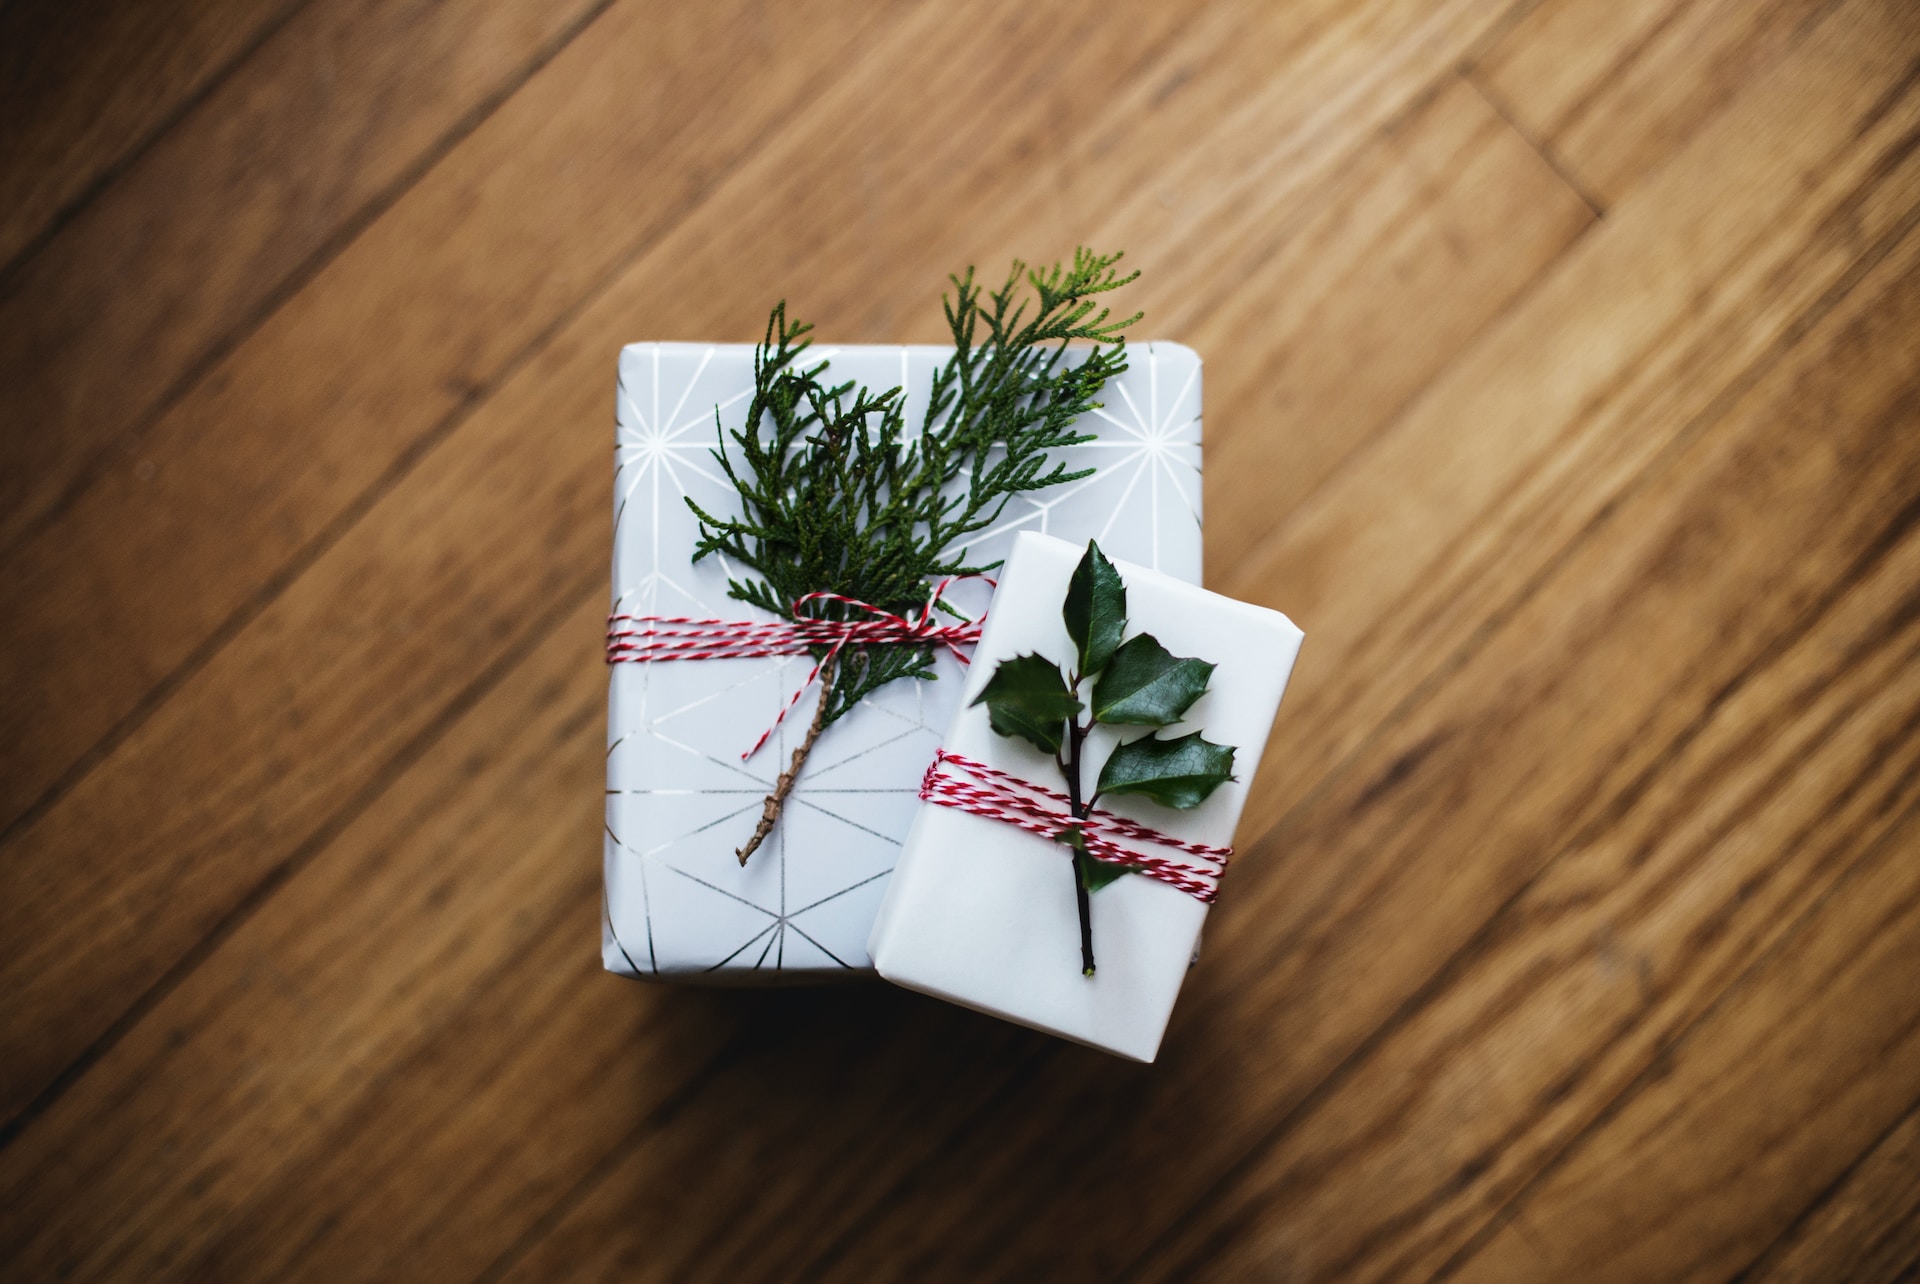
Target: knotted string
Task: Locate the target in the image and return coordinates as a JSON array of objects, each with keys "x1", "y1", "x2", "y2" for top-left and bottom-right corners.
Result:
[
  {"x1": 606, "y1": 577, "x2": 989, "y2": 760},
  {"x1": 918, "y1": 749, "x2": 1233, "y2": 903}
]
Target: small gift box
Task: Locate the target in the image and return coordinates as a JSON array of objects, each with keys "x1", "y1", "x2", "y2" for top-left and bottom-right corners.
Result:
[
  {"x1": 868, "y1": 532, "x2": 1302, "y2": 1059},
  {"x1": 605, "y1": 341, "x2": 1203, "y2": 981}
]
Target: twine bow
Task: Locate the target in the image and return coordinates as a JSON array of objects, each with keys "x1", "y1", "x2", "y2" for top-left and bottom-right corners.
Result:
[{"x1": 606, "y1": 576, "x2": 989, "y2": 759}]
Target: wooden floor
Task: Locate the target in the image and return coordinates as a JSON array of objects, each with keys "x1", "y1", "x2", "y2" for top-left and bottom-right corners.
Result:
[{"x1": 3, "y1": 0, "x2": 1919, "y2": 1279}]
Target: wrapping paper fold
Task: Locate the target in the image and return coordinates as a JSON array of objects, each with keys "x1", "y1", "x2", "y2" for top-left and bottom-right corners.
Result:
[
  {"x1": 605, "y1": 342, "x2": 1203, "y2": 982},
  {"x1": 869, "y1": 532, "x2": 1303, "y2": 1059}
]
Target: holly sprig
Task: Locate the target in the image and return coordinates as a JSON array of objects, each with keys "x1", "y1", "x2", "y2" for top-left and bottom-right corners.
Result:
[{"x1": 971, "y1": 540, "x2": 1236, "y2": 973}]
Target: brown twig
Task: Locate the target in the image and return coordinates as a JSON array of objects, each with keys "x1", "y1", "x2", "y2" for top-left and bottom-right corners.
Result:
[{"x1": 736, "y1": 653, "x2": 838, "y2": 865}]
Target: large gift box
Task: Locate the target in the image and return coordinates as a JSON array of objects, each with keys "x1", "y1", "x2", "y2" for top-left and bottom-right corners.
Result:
[{"x1": 605, "y1": 341, "x2": 1203, "y2": 981}]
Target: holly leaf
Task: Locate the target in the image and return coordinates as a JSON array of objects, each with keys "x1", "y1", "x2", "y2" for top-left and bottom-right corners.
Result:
[
  {"x1": 972, "y1": 653, "x2": 1082, "y2": 756},
  {"x1": 1081, "y1": 859, "x2": 1138, "y2": 892},
  {"x1": 1063, "y1": 540, "x2": 1126, "y2": 677},
  {"x1": 1090, "y1": 632, "x2": 1214, "y2": 727},
  {"x1": 1054, "y1": 828, "x2": 1138, "y2": 893},
  {"x1": 1095, "y1": 731, "x2": 1236, "y2": 810}
]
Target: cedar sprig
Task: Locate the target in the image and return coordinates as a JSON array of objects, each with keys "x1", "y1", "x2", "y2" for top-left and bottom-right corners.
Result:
[
  {"x1": 688, "y1": 248, "x2": 1140, "y2": 721},
  {"x1": 685, "y1": 248, "x2": 1140, "y2": 861}
]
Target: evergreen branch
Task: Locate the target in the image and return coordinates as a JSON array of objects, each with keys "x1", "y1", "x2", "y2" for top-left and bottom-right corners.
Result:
[{"x1": 687, "y1": 249, "x2": 1141, "y2": 857}]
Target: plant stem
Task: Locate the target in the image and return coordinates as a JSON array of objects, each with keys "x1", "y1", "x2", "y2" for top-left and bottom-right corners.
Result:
[
  {"x1": 1062, "y1": 710, "x2": 1096, "y2": 976},
  {"x1": 736, "y1": 653, "x2": 838, "y2": 865}
]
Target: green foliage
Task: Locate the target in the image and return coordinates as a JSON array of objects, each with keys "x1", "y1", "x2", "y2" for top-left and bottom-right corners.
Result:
[
  {"x1": 1095, "y1": 730, "x2": 1237, "y2": 810},
  {"x1": 976, "y1": 539, "x2": 1240, "y2": 914},
  {"x1": 1079, "y1": 859, "x2": 1136, "y2": 893},
  {"x1": 972, "y1": 653, "x2": 1083, "y2": 756},
  {"x1": 1063, "y1": 539, "x2": 1126, "y2": 676},
  {"x1": 1091, "y1": 633, "x2": 1214, "y2": 727},
  {"x1": 686, "y1": 249, "x2": 1141, "y2": 724}
]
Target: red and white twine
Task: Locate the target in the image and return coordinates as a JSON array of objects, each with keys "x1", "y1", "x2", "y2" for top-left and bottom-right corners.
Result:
[
  {"x1": 606, "y1": 577, "x2": 987, "y2": 760},
  {"x1": 918, "y1": 749, "x2": 1232, "y2": 903}
]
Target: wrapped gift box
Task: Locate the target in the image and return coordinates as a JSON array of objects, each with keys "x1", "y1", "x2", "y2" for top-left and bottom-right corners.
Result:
[
  {"x1": 605, "y1": 341, "x2": 1203, "y2": 982},
  {"x1": 868, "y1": 532, "x2": 1303, "y2": 1059}
]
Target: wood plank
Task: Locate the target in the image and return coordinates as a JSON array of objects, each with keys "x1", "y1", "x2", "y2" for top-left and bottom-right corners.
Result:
[
  {"x1": 1448, "y1": 804, "x2": 1920, "y2": 1282},
  {"x1": 0, "y1": 0, "x2": 302, "y2": 269},
  {"x1": 0, "y1": 0, "x2": 1532, "y2": 1129},
  {"x1": 663, "y1": 3, "x2": 1920, "y2": 1276},
  {"x1": 1183, "y1": 76, "x2": 1593, "y2": 575},
  {"x1": 0, "y1": 2, "x2": 1563, "y2": 1272},
  {"x1": 1741, "y1": 1103, "x2": 1920, "y2": 1283},
  {"x1": 1470, "y1": 0, "x2": 1839, "y2": 207},
  {"x1": 0, "y1": 596, "x2": 740, "y2": 1281},
  {"x1": 1225, "y1": 0, "x2": 1920, "y2": 850},
  {"x1": 1130, "y1": 213, "x2": 1920, "y2": 1282},
  {"x1": 0, "y1": 0, "x2": 910, "y2": 833},
  {"x1": 0, "y1": 0, "x2": 606, "y2": 555}
]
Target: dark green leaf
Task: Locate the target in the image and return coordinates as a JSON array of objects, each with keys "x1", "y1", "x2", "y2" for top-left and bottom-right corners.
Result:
[
  {"x1": 1090, "y1": 632, "x2": 1213, "y2": 727},
  {"x1": 1080, "y1": 858, "x2": 1137, "y2": 892},
  {"x1": 972, "y1": 653, "x2": 1082, "y2": 756},
  {"x1": 1062, "y1": 540, "x2": 1126, "y2": 676},
  {"x1": 1095, "y1": 731, "x2": 1236, "y2": 810},
  {"x1": 1054, "y1": 830, "x2": 1136, "y2": 893}
]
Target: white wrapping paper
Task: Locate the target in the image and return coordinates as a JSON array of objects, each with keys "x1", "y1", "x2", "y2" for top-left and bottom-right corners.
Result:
[
  {"x1": 868, "y1": 532, "x2": 1303, "y2": 1059},
  {"x1": 606, "y1": 343, "x2": 1203, "y2": 982}
]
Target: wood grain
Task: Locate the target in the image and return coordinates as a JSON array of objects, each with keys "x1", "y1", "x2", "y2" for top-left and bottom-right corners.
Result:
[
  {"x1": 0, "y1": 0, "x2": 607, "y2": 558},
  {"x1": 1470, "y1": 0, "x2": 1838, "y2": 206},
  {"x1": 3, "y1": 0, "x2": 1917, "y2": 1278},
  {"x1": 1189, "y1": 75, "x2": 1594, "y2": 574},
  {"x1": 1742, "y1": 1103, "x2": 1920, "y2": 1283},
  {"x1": 1138, "y1": 200, "x2": 1920, "y2": 1284},
  {"x1": 0, "y1": 0, "x2": 623, "y2": 831},
  {"x1": 0, "y1": 0, "x2": 304, "y2": 269},
  {"x1": 1225, "y1": 0, "x2": 1920, "y2": 847},
  {"x1": 0, "y1": 0, "x2": 911, "y2": 831},
  {"x1": 1450, "y1": 797, "x2": 1920, "y2": 1282}
]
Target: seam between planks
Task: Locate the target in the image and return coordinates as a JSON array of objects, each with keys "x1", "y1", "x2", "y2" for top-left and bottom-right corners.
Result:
[
  {"x1": 1191, "y1": 67, "x2": 1604, "y2": 571},
  {"x1": 1453, "y1": 0, "x2": 1558, "y2": 71},
  {"x1": 0, "y1": 0, "x2": 317, "y2": 293},
  {"x1": 1110, "y1": 169, "x2": 1920, "y2": 1284},
  {"x1": 1458, "y1": 70, "x2": 1607, "y2": 218}
]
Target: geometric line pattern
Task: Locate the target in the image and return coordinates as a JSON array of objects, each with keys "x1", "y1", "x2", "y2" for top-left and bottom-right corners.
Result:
[{"x1": 605, "y1": 341, "x2": 1204, "y2": 980}]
